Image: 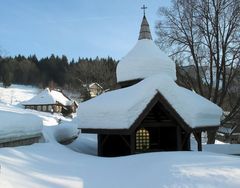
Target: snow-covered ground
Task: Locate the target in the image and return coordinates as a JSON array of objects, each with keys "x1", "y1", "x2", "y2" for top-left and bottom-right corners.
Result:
[
  {"x1": 2, "y1": 143, "x2": 240, "y2": 188},
  {"x1": 0, "y1": 83, "x2": 40, "y2": 105},
  {"x1": 1, "y1": 84, "x2": 240, "y2": 188}
]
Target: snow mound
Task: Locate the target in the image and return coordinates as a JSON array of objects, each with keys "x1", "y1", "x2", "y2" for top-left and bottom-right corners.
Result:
[
  {"x1": 54, "y1": 121, "x2": 79, "y2": 143},
  {"x1": 204, "y1": 144, "x2": 240, "y2": 155},
  {"x1": 0, "y1": 104, "x2": 43, "y2": 142},
  {"x1": 67, "y1": 133, "x2": 97, "y2": 156},
  {"x1": 117, "y1": 39, "x2": 176, "y2": 82}
]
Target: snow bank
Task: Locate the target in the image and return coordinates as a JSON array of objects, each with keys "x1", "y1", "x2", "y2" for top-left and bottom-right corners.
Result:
[
  {"x1": 117, "y1": 39, "x2": 176, "y2": 82},
  {"x1": 67, "y1": 134, "x2": 97, "y2": 156},
  {"x1": 204, "y1": 144, "x2": 240, "y2": 155},
  {"x1": 1, "y1": 143, "x2": 240, "y2": 188},
  {"x1": 54, "y1": 121, "x2": 79, "y2": 143},
  {"x1": 76, "y1": 74, "x2": 222, "y2": 129},
  {"x1": 0, "y1": 105, "x2": 43, "y2": 142}
]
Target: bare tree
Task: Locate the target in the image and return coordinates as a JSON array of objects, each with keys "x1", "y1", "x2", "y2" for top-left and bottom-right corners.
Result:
[{"x1": 156, "y1": 0, "x2": 240, "y2": 143}]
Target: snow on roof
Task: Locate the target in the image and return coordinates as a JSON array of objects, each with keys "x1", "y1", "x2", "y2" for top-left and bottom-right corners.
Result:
[
  {"x1": 89, "y1": 83, "x2": 103, "y2": 89},
  {"x1": 116, "y1": 39, "x2": 177, "y2": 83},
  {"x1": 0, "y1": 104, "x2": 43, "y2": 141},
  {"x1": 75, "y1": 74, "x2": 222, "y2": 130},
  {"x1": 22, "y1": 88, "x2": 73, "y2": 106}
]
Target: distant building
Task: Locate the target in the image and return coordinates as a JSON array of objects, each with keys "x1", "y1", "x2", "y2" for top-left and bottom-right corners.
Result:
[
  {"x1": 217, "y1": 112, "x2": 240, "y2": 143},
  {"x1": 89, "y1": 83, "x2": 104, "y2": 98},
  {"x1": 22, "y1": 88, "x2": 78, "y2": 116}
]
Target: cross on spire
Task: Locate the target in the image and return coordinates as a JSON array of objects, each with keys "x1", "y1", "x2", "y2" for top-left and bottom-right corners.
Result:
[
  {"x1": 138, "y1": 5, "x2": 152, "y2": 40},
  {"x1": 141, "y1": 5, "x2": 147, "y2": 16}
]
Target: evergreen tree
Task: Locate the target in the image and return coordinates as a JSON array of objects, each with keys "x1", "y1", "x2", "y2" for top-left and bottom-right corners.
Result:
[{"x1": 2, "y1": 62, "x2": 13, "y2": 88}]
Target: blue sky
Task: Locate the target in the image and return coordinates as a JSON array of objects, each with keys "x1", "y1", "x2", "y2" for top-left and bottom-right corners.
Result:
[{"x1": 0, "y1": 0, "x2": 170, "y2": 60}]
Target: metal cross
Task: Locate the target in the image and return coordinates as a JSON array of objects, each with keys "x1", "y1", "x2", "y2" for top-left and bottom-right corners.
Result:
[{"x1": 141, "y1": 5, "x2": 147, "y2": 16}]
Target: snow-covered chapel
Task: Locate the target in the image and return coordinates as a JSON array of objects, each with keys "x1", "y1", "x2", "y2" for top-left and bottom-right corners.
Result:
[{"x1": 75, "y1": 10, "x2": 223, "y2": 157}]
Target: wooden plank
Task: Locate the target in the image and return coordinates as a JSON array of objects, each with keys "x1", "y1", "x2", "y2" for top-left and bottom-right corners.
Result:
[
  {"x1": 140, "y1": 121, "x2": 175, "y2": 128},
  {"x1": 81, "y1": 128, "x2": 129, "y2": 135}
]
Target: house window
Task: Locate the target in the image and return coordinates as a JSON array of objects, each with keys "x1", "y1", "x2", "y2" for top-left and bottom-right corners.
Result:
[
  {"x1": 48, "y1": 106, "x2": 52, "y2": 112},
  {"x1": 136, "y1": 128, "x2": 150, "y2": 150},
  {"x1": 37, "y1": 106, "x2": 41, "y2": 111},
  {"x1": 42, "y1": 105, "x2": 47, "y2": 111}
]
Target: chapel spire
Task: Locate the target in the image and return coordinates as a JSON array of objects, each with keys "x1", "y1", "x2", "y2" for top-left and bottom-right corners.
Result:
[{"x1": 138, "y1": 5, "x2": 152, "y2": 40}]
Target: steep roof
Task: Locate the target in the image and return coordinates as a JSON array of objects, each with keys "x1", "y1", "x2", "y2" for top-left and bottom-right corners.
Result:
[
  {"x1": 75, "y1": 74, "x2": 222, "y2": 131},
  {"x1": 138, "y1": 15, "x2": 152, "y2": 40},
  {"x1": 116, "y1": 15, "x2": 176, "y2": 83},
  {"x1": 22, "y1": 88, "x2": 73, "y2": 106}
]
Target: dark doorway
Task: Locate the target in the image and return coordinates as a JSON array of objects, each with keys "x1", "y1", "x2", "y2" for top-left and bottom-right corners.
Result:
[{"x1": 99, "y1": 134, "x2": 131, "y2": 157}]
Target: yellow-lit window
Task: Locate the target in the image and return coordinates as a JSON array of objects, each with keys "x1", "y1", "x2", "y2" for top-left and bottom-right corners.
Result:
[{"x1": 136, "y1": 128, "x2": 150, "y2": 150}]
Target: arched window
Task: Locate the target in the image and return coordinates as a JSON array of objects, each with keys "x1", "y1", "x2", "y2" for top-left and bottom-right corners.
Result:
[{"x1": 136, "y1": 128, "x2": 150, "y2": 150}]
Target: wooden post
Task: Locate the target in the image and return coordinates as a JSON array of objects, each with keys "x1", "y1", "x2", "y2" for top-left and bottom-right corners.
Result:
[
  {"x1": 97, "y1": 134, "x2": 103, "y2": 156},
  {"x1": 130, "y1": 132, "x2": 136, "y2": 154},
  {"x1": 193, "y1": 131, "x2": 202, "y2": 151},
  {"x1": 176, "y1": 126, "x2": 182, "y2": 151}
]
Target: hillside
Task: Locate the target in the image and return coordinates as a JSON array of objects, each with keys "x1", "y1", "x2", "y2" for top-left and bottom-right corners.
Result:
[{"x1": 0, "y1": 83, "x2": 40, "y2": 105}]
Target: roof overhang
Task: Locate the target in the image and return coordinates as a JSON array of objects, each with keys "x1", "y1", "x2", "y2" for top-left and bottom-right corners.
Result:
[
  {"x1": 81, "y1": 92, "x2": 220, "y2": 135},
  {"x1": 118, "y1": 78, "x2": 143, "y2": 88}
]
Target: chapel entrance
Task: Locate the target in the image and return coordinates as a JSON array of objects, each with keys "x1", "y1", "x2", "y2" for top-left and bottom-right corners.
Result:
[{"x1": 135, "y1": 126, "x2": 179, "y2": 153}]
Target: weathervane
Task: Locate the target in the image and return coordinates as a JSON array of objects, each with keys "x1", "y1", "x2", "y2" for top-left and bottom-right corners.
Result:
[{"x1": 141, "y1": 4, "x2": 147, "y2": 16}]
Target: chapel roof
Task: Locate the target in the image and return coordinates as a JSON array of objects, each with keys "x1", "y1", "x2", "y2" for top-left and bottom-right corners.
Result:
[
  {"x1": 116, "y1": 14, "x2": 176, "y2": 83},
  {"x1": 75, "y1": 74, "x2": 222, "y2": 132}
]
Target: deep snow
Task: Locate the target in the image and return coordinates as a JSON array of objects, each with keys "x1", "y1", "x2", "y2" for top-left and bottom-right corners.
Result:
[
  {"x1": 117, "y1": 39, "x2": 177, "y2": 82},
  {"x1": 1, "y1": 142, "x2": 240, "y2": 188},
  {"x1": 0, "y1": 84, "x2": 240, "y2": 188}
]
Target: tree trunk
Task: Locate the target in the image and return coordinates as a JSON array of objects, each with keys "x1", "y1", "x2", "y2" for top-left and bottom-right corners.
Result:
[{"x1": 207, "y1": 130, "x2": 216, "y2": 144}]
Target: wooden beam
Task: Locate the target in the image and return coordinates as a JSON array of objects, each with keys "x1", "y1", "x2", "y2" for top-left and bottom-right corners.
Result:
[
  {"x1": 81, "y1": 128, "x2": 129, "y2": 135},
  {"x1": 193, "y1": 131, "x2": 202, "y2": 151},
  {"x1": 181, "y1": 133, "x2": 190, "y2": 151},
  {"x1": 140, "y1": 121, "x2": 175, "y2": 128},
  {"x1": 193, "y1": 126, "x2": 219, "y2": 132},
  {"x1": 97, "y1": 134, "x2": 109, "y2": 156},
  {"x1": 120, "y1": 135, "x2": 131, "y2": 150},
  {"x1": 130, "y1": 132, "x2": 136, "y2": 154},
  {"x1": 97, "y1": 134, "x2": 103, "y2": 156},
  {"x1": 176, "y1": 126, "x2": 182, "y2": 151}
]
